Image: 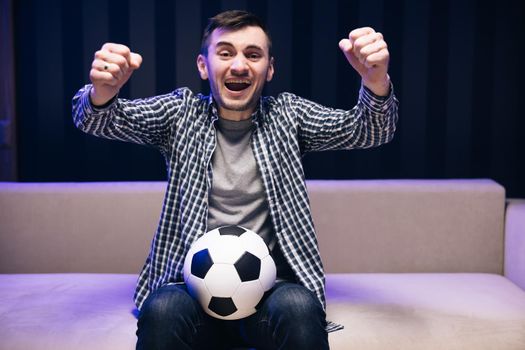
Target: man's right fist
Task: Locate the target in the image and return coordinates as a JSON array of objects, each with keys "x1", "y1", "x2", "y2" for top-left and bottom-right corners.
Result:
[{"x1": 89, "y1": 43, "x2": 142, "y2": 106}]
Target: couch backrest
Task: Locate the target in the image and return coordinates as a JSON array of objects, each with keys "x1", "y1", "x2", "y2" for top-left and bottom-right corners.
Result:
[
  {"x1": 309, "y1": 179, "x2": 505, "y2": 274},
  {"x1": 0, "y1": 179, "x2": 505, "y2": 274},
  {"x1": 0, "y1": 182, "x2": 163, "y2": 274}
]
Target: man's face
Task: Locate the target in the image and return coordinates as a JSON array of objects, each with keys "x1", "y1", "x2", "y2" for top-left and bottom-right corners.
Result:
[{"x1": 197, "y1": 26, "x2": 274, "y2": 120}]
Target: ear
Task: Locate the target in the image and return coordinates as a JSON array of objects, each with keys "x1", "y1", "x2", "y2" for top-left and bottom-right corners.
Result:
[
  {"x1": 196, "y1": 54, "x2": 208, "y2": 80},
  {"x1": 266, "y1": 57, "x2": 275, "y2": 82}
]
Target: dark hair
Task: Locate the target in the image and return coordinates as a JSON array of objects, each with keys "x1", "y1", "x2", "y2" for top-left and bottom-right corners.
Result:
[{"x1": 200, "y1": 10, "x2": 272, "y2": 57}]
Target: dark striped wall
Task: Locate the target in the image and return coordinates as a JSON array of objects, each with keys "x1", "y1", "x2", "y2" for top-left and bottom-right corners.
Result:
[{"x1": 13, "y1": 0, "x2": 525, "y2": 197}]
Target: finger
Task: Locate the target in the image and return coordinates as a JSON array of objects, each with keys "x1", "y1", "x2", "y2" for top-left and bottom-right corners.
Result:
[
  {"x1": 353, "y1": 32, "x2": 383, "y2": 52},
  {"x1": 102, "y1": 42, "x2": 142, "y2": 70},
  {"x1": 95, "y1": 51, "x2": 130, "y2": 71},
  {"x1": 349, "y1": 27, "x2": 375, "y2": 44},
  {"x1": 90, "y1": 68, "x2": 120, "y2": 87},
  {"x1": 362, "y1": 48, "x2": 389, "y2": 69},
  {"x1": 353, "y1": 33, "x2": 385, "y2": 63},
  {"x1": 92, "y1": 58, "x2": 125, "y2": 83},
  {"x1": 130, "y1": 52, "x2": 143, "y2": 69},
  {"x1": 359, "y1": 39, "x2": 388, "y2": 60},
  {"x1": 102, "y1": 42, "x2": 132, "y2": 61},
  {"x1": 93, "y1": 53, "x2": 128, "y2": 83}
]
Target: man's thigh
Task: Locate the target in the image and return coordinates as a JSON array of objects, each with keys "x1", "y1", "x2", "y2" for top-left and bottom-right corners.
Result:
[
  {"x1": 240, "y1": 281, "x2": 328, "y2": 349},
  {"x1": 137, "y1": 284, "x2": 232, "y2": 349}
]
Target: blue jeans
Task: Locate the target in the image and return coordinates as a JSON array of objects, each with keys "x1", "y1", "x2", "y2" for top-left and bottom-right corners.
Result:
[{"x1": 136, "y1": 282, "x2": 329, "y2": 349}]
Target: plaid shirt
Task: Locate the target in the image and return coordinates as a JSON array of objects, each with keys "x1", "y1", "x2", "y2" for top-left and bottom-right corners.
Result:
[{"x1": 72, "y1": 84, "x2": 398, "y2": 332}]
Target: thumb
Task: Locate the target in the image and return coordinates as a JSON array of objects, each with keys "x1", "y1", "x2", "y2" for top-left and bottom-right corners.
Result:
[
  {"x1": 338, "y1": 38, "x2": 353, "y2": 53},
  {"x1": 129, "y1": 52, "x2": 143, "y2": 70},
  {"x1": 339, "y1": 38, "x2": 368, "y2": 78},
  {"x1": 339, "y1": 38, "x2": 358, "y2": 65}
]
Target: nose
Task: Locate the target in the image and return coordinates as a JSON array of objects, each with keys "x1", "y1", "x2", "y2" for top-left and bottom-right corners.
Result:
[{"x1": 230, "y1": 55, "x2": 248, "y2": 74}]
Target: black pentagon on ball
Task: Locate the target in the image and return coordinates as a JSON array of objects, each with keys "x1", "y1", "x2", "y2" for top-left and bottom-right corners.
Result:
[
  {"x1": 208, "y1": 296, "x2": 238, "y2": 316},
  {"x1": 191, "y1": 249, "x2": 214, "y2": 278},
  {"x1": 218, "y1": 225, "x2": 246, "y2": 237},
  {"x1": 234, "y1": 251, "x2": 261, "y2": 282}
]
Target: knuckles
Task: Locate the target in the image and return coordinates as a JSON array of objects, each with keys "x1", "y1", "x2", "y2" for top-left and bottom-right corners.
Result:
[
  {"x1": 349, "y1": 27, "x2": 375, "y2": 41},
  {"x1": 101, "y1": 42, "x2": 131, "y2": 55},
  {"x1": 94, "y1": 50, "x2": 104, "y2": 59}
]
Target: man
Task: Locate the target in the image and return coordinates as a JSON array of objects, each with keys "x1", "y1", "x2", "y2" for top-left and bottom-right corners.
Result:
[{"x1": 72, "y1": 10, "x2": 398, "y2": 350}]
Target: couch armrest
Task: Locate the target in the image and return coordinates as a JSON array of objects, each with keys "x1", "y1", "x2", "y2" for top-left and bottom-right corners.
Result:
[{"x1": 504, "y1": 199, "x2": 525, "y2": 291}]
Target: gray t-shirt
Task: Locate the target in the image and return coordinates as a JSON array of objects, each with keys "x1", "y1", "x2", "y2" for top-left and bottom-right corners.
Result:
[{"x1": 207, "y1": 117, "x2": 295, "y2": 281}]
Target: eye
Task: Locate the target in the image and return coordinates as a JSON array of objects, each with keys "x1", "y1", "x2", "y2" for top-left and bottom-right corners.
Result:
[
  {"x1": 218, "y1": 50, "x2": 233, "y2": 58},
  {"x1": 246, "y1": 52, "x2": 262, "y2": 61}
]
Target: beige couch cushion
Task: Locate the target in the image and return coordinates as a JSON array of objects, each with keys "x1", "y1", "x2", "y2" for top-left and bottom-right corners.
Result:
[
  {"x1": 1, "y1": 273, "x2": 524, "y2": 350},
  {"x1": 327, "y1": 273, "x2": 525, "y2": 350},
  {"x1": 0, "y1": 274, "x2": 137, "y2": 350},
  {"x1": 0, "y1": 182, "x2": 164, "y2": 273},
  {"x1": 309, "y1": 179, "x2": 505, "y2": 273}
]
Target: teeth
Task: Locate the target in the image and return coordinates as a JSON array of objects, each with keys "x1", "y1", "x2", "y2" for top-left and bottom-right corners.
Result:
[
  {"x1": 224, "y1": 79, "x2": 252, "y2": 92},
  {"x1": 225, "y1": 80, "x2": 251, "y2": 84}
]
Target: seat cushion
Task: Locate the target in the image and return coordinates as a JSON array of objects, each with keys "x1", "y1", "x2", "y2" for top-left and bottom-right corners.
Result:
[
  {"x1": 1, "y1": 273, "x2": 525, "y2": 350},
  {"x1": 0, "y1": 274, "x2": 138, "y2": 350},
  {"x1": 327, "y1": 273, "x2": 525, "y2": 350}
]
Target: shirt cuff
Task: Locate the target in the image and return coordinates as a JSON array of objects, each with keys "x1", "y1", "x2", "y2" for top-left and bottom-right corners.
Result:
[
  {"x1": 359, "y1": 81, "x2": 396, "y2": 113},
  {"x1": 85, "y1": 84, "x2": 118, "y2": 113}
]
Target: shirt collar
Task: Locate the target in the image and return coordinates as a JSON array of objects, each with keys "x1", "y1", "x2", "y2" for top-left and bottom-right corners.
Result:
[{"x1": 207, "y1": 95, "x2": 265, "y2": 127}]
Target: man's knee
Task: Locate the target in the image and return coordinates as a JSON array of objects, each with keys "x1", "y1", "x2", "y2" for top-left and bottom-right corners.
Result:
[
  {"x1": 259, "y1": 283, "x2": 328, "y2": 349},
  {"x1": 136, "y1": 284, "x2": 208, "y2": 349},
  {"x1": 139, "y1": 284, "x2": 199, "y2": 324},
  {"x1": 269, "y1": 283, "x2": 325, "y2": 319}
]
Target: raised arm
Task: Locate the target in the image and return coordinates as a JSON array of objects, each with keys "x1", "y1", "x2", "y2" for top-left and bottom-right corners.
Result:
[
  {"x1": 291, "y1": 27, "x2": 397, "y2": 153},
  {"x1": 72, "y1": 43, "x2": 188, "y2": 152}
]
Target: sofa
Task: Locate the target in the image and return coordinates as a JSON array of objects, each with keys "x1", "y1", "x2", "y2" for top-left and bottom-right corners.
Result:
[{"x1": 0, "y1": 179, "x2": 524, "y2": 349}]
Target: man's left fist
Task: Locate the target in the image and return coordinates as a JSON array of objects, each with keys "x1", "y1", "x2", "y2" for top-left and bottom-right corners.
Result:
[{"x1": 339, "y1": 27, "x2": 390, "y2": 96}]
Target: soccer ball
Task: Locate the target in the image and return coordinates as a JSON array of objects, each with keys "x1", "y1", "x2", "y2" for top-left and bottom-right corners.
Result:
[{"x1": 183, "y1": 225, "x2": 277, "y2": 320}]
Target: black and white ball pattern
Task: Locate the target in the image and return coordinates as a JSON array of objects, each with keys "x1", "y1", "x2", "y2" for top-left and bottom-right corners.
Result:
[{"x1": 183, "y1": 225, "x2": 277, "y2": 320}]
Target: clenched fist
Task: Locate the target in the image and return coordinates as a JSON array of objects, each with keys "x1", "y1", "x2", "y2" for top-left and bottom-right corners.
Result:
[
  {"x1": 89, "y1": 43, "x2": 143, "y2": 106},
  {"x1": 339, "y1": 27, "x2": 390, "y2": 96}
]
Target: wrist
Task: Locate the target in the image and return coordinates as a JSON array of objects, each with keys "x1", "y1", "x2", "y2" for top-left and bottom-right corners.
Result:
[
  {"x1": 89, "y1": 85, "x2": 117, "y2": 107},
  {"x1": 363, "y1": 75, "x2": 391, "y2": 97}
]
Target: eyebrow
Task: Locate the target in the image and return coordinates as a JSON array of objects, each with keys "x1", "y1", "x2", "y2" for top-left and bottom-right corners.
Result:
[{"x1": 215, "y1": 41, "x2": 265, "y2": 52}]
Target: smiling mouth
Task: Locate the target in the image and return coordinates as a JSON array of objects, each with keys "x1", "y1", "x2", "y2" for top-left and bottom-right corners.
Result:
[{"x1": 225, "y1": 80, "x2": 252, "y2": 92}]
